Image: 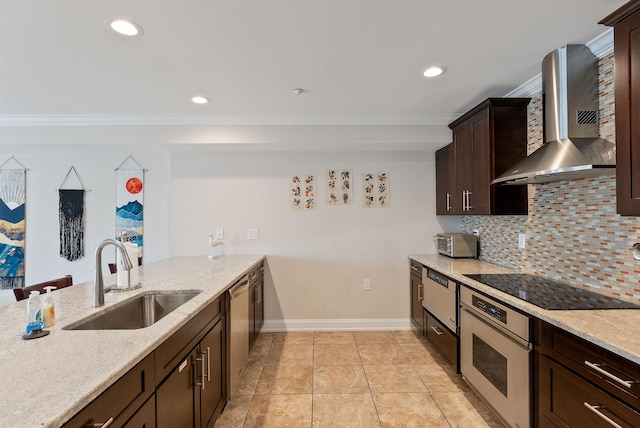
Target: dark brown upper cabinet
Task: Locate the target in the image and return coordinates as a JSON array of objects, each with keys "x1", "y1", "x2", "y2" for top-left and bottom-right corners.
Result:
[
  {"x1": 440, "y1": 98, "x2": 530, "y2": 215},
  {"x1": 601, "y1": 0, "x2": 640, "y2": 216}
]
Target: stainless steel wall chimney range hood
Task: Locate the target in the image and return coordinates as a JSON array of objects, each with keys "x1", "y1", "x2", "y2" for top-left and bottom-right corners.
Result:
[{"x1": 492, "y1": 45, "x2": 616, "y2": 185}]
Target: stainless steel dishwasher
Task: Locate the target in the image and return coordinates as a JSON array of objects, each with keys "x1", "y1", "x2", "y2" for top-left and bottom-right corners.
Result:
[{"x1": 228, "y1": 275, "x2": 250, "y2": 399}]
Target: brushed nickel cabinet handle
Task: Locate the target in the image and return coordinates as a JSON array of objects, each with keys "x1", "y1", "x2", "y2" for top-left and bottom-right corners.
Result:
[
  {"x1": 446, "y1": 192, "x2": 452, "y2": 211},
  {"x1": 89, "y1": 417, "x2": 114, "y2": 427},
  {"x1": 583, "y1": 402, "x2": 622, "y2": 428},
  {"x1": 430, "y1": 326, "x2": 444, "y2": 336},
  {"x1": 418, "y1": 284, "x2": 423, "y2": 301},
  {"x1": 206, "y1": 346, "x2": 211, "y2": 382},
  {"x1": 584, "y1": 361, "x2": 634, "y2": 388}
]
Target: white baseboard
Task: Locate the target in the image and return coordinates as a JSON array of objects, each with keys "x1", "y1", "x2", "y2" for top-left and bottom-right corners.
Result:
[{"x1": 262, "y1": 318, "x2": 412, "y2": 332}]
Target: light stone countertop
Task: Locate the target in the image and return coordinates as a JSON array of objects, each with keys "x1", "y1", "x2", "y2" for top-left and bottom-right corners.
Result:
[
  {"x1": 409, "y1": 254, "x2": 640, "y2": 365},
  {"x1": 0, "y1": 255, "x2": 265, "y2": 428}
]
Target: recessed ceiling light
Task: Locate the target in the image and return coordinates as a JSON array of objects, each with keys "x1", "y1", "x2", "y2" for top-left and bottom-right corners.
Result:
[
  {"x1": 107, "y1": 18, "x2": 143, "y2": 37},
  {"x1": 423, "y1": 66, "x2": 445, "y2": 78},
  {"x1": 191, "y1": 96, "x2": 209, "y2": 104},
  {"x1": 293, "y1": 88, "x2": 305, "y2": 95}
]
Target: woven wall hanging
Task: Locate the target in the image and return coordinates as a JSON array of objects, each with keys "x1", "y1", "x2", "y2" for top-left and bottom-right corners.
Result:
[{"x1": 59, "y1": 166, "x2": 86, "y2": 261}]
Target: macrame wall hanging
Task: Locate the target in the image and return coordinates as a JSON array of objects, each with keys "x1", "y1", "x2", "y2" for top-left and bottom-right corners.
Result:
[
  {"x1": 0, "y1": 156, "x2": 27, "y2": 289},
  {"x1": 115, "y1": 155, "x2": 146, "y2": 261},
  {"x1": 59, "y1": 166, "x2": 86, "y2": 261}
]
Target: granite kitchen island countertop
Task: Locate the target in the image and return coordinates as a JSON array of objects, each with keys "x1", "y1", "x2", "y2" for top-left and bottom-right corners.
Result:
[
  {"x1": 0, "y1": 255, "x2": 264, "y2": 428},
  {"x1": 409, "y1": 254, "x2": 640, "y2": 365}
]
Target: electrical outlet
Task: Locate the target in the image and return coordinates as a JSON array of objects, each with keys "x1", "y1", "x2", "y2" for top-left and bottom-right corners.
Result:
[
  {"x1": 363, "y1": 279, "x2": 371, "y2": 291},
  {"x1": 215, "y1": 228, "x2": 224, "y2": 240},
  {"x1": 518, "y1": 233, "x2": 526, "y2": 249},
  {"x1": 247, "y1": 228, "x2": 259, "y2": 240},
  {"x1": 472, "y1": 229, "x2": 480, "y2": 237}
]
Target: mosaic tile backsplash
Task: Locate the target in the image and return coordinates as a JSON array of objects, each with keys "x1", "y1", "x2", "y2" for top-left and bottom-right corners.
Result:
[{"x1": 461, "y1": 53, "x2": 640, "y2": 303}]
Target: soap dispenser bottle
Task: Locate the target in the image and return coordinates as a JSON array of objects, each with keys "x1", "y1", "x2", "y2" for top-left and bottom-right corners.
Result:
[
  {"x1": 43, "y1": 286, "x2": 57, "y2": 327},
  {"x1": 26, "y1": 291, "x2": 44, "y2": 333}
]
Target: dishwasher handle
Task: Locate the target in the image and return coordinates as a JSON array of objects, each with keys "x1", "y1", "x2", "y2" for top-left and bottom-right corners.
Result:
[{"x1": 229, "y1": 275, "x2": 250, "y2": 299}]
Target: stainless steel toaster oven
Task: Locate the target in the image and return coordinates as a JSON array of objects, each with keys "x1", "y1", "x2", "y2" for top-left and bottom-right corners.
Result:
[{"x1": 435, "y1": 233, "x2": 477, "y2": 258}]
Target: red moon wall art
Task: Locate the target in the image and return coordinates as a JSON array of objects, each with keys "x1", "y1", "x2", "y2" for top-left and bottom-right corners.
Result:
[{"x1": 116, "y1": 168, "x2": 144, "y2": 256}]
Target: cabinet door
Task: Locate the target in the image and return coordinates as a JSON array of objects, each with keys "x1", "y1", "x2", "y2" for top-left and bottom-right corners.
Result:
[
  {"x1": 200, "y1": 319, "x2": 225, "y2": 428},
  {"x1": 435, "y1": 143, "x2": 456, "y2": 215},
  {"x1": 454, "y1": 124, "x2": 474, "y2": 213},
  {"x1": 249, "y1": 283, "x2": 257, "y2": 345},
  {"x1": 613, "y1": 6, "x2": 640, "y2": 215},
  {"x1": 122, "y1": 395, "x2": 156, "y2": 428},
  {"x1": 470, "y1": 112, "x2": 491, "y2": 214},
  {"x1": 156, "y1": 350, "x2": 197, "y2": 428},
  {"x1": 410, "y1": 273, "x2": 423, "y2": 330},
  {"x1": 537, "y1": 354, "x2": 640, "y2": 428},
  {"x1": 255, "y1": 274, "x2": 264, "y2": 334}
]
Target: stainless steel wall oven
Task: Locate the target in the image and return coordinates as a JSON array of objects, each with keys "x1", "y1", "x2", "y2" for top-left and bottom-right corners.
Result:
[{"x1": 459, "y1": 285, "x2": 532, "y2": 428}]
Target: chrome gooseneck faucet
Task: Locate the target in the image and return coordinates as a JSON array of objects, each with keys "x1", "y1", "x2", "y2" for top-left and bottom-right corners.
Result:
[{"x1": 94, "y1": 239, "x2": 133, "y2": 307}]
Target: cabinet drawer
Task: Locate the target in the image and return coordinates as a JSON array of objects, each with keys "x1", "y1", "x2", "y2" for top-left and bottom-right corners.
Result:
[
  {"x1": 538, "y1": 354, "x2": 640, "y2": 428},
  {"x1": 155, "y1": 296, "x2": 223, "y2": 385},
  {"x1": 409, "y1": 260, "x2": 423, "y2": 278},
  {"x1": 122, "y1": 394, "x2": 156, "y2": 428},
  {"x1": 425, "y1": 311, "x2": 458, "y2": 370},
  {"x1": 63, "y1": 353, "x2": 155, "y2": 428},
  {"x1": 536, "y1": 320, "x2": 640, "y2": 411}
]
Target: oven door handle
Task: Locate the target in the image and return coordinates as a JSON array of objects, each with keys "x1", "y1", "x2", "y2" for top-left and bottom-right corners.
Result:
[{"x1": 460, "y1": 303, "x2": 531, "y2": 350}]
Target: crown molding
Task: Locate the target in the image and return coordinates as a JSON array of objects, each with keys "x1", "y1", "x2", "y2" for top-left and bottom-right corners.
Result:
[{"x1": 0, "y1": 114, "x2": 457, "y2": 127}]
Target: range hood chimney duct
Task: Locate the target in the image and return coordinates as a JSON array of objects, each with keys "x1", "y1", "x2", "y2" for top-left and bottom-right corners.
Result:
[{"x1": 492, "y1": 44, "x2": 615, "y2": 185}]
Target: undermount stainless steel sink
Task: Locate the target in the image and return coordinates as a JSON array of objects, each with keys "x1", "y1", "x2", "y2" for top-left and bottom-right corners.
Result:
[{"x1": 64, "y1": 290, "x2": 202, "y2": 330}]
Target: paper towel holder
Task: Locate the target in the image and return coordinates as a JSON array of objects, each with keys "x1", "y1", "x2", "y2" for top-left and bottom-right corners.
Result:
[{"x1": 109, "y1": 231, "x2": 142, "y2": 292}]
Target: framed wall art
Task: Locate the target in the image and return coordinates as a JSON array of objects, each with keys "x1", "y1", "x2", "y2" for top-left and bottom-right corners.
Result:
[
  {"x1": 326, "y1": 169, "x2": 352, "y2": 205},
  {"x1": 363, "y1": 172, "x2": 390, "y2": 208},
  {"x1": 289, "y1": 174, "x2": 316, "y2": 211}
]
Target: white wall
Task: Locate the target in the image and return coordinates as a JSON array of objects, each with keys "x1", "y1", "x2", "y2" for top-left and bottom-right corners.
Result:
[
  {"x1": 170, "y1": 150, "x2": 459, "y2": 329},
  {"x1": 0, "y1": 144, "x2": 462, "y2": 330},
  {"x1": 0, "y1": 149, "x2": 171, "y2": 306}
]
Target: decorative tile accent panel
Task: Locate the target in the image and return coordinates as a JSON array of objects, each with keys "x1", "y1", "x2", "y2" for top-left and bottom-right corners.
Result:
[{"x1": 463, "y1": 53, "x2": 640, "y2": 303}]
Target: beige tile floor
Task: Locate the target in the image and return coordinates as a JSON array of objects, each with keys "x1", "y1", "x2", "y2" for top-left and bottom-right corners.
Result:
[{"x1": 214, "y1": 330, "x2": 506, "y2": 428}]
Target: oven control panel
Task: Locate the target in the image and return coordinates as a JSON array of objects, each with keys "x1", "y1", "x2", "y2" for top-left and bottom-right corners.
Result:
[
  {"x1": 472, "y1": 295, "x2": 507, "y2": 324},
  {"x1": 427, "y1": 269, "x2": 454, "y2": 289}
]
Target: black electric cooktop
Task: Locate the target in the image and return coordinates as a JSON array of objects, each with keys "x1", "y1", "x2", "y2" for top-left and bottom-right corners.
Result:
[{"x1": 462, "y1": 273, "x2": 640, "y2": 311}]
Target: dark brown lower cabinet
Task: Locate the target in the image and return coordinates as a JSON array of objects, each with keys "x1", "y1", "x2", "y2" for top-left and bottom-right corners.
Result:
[
  {"x1": 156, "y1": 348, "x2": 197, "y2": 428},
  {"x1": 123, "y1": 395, "x2": 156, "y2": 428},
  {"x1": 537, "y1": 354, "x2": 640, "y2": 427},
  {"x1": 535, "y1": 319, "x2": 640, "y2": 427},
  {"x1": 249, "y1": 262, "x2": 265, "y2": 348},
  {"x1": 156, "y1": 318, "x2": 226, "y2": 428},
  {"x1": 409, "y1": 263, "x2": 423, "y2": 331},
  {"x1": 62, "y1": 354, "x2": 155, "y2": 428}
]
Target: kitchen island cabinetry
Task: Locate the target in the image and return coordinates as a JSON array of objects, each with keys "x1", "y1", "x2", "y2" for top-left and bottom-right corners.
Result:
[
  {"x1": 249, "y1": 261, "x2": 265, "y2": 348},
  {"x1": 446, "y1": 98, "x2": 530, "y2": 215},
  {"x1": 435, "y1": 143, "x2": 456, "y2": 214},
  {"x1": 156, "y1": 295, "x2": 226, "y2": 428},
  {"x1": 409, "y1": 260, "x2": 424, "y2": 331},
  {"x1": 62, "y1": 354, "x2": 156, "y2": 428},
  {"x1": 601, "y1": 0, "x2": 640, "y2": 216},
  {"x1": 535, "y1": 319, "x2": 640, "y2": 427}
]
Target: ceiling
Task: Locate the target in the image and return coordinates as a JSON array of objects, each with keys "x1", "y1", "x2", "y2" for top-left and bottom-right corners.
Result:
[{"x1": 0, "y1": 0, "x2": 626, "y2": 151}]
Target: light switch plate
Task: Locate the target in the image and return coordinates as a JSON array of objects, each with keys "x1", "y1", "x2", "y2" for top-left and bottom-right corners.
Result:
[
  {"x1": 215, "y1": 228, "x2": 224, "y2": 240},
  {"x1": 247, "y1": 229, "x2": 259, "y2": 240}
]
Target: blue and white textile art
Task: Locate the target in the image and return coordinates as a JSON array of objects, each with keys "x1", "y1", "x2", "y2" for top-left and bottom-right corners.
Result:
[{"x1": 0, "y1": 169, "x2": 25, "y2": 289}]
